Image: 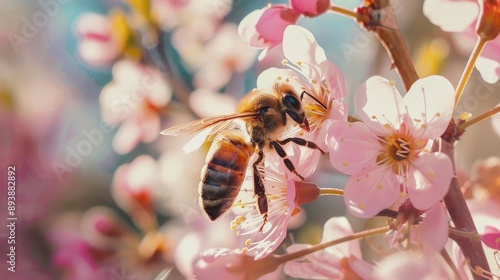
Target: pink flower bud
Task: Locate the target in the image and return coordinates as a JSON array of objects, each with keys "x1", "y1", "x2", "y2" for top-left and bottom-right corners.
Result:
[
  {"x1": 255, "y1": 5, "x2": 300, "y2": 46},
  {"x1": 480, "y1": 225, "x2": 500, "y2": 249},
  {"x1": 290, "y1": 0, "x2": 331, "y2": 17}
]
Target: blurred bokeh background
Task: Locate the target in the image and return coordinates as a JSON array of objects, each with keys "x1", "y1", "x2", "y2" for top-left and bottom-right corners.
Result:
[{"x1": 1, "y1": 0, "x2": 500, "y2": 279}]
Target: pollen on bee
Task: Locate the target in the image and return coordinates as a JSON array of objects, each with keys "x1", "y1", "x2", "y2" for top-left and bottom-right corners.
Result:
[{"x1": 245, "y1": 239, "x2": 252, "y2": 246}]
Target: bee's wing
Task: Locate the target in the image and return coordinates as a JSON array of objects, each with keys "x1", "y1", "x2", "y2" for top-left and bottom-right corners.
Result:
[
  {"x1": 160, "y1": 112, "x2": 258, "y2": 153},
  {"x1": 182, "y1": 120, "x2": 234, "y2": 154},
  {"x1": 160, "y1": 112, "x2": 257, "y2": 136}
]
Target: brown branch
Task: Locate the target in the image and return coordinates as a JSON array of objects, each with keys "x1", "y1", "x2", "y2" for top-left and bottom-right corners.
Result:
[
  {"x1": 442, "y1": 140, "x2": 490, "y2": 279},
  {"x1": 356, "y1": 0, "x2": 419, "y2": 91}
]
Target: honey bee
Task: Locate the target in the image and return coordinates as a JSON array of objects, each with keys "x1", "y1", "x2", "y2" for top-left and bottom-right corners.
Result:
[{"x1": 160, "y1": 84, "x2": 324, "y2": 225}]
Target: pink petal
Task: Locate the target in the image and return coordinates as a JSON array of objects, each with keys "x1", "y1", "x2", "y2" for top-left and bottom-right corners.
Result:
[
  {"x1": 78, "y1": 40, "x2": 119, "y2": 66},
  {"x1": 418, "y1": 203, "x2": 449, "y2": 253},
  {"x1": 284, "y1": 244, "x2": 342, "y2": 279},
  {"x1": 404, "y1": 75, "x2": 455, "y2": 140},
  {"x1": 285, "y1": 240, "x2": 361, "y2": 279},
  {"x1": 193, "y1": 249, "x2": 244, "y2": 280},
  {"x1": 256, "y1": 6, "x2": 300, "y2": 46},
  {"x1": 344, "y1": 165, "x2": 400, "y2": 218},
  {"x1": 356, "y1": 76, "x2": 405, "y2": 135},
  {"x1": 423, "y1": 0, "x2": 479, "y2": 32},
  {"x1": 321, "y1": 217, "x2": 360, "y2": 258},
  {"x1": 74, "y1": 13, "x2": 112, "y2": 38},
  {"x1": 484, "y1": 225, "x2": 500, "y2": 234},
  {"x1": 476, "y1": 56, "x2": 500, "y2": 84},
  {"x1": 374, "y1": 251, "x2": 449, "y2": 279},
  {"x1": 256, "y1": 67, "x2": 300, "y2": 91},
  {"x1": 267, "y1": 140, "x2": 321, "y2": 180},
  {"x1": 113, "y1": 120, "x2": 141, "y2": 154},
  {"x1": 327, "y1": 121, "x2": 381, "y2": 175},
  {"x1": 238, "y1": 9, "x2": 269, "y2": 48},
  {"x1": 283, "y1": 25, "x2": 327, "y2": 79},
  {"x1": 407, "y1": 152, "x2": 453, "y2": 210},
  {"x1": 322, "y1": 60, "x2": 346, "y2": 99}
]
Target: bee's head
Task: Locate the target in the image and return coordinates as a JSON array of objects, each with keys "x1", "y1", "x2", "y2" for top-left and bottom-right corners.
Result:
[{"x1": 280, "y1": 86, "x2": 310, "y2": 132}]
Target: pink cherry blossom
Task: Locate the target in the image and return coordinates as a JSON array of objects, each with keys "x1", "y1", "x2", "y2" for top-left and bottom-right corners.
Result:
[
  {"x1": 80, "y1": 207, "x2": 129, "y2": 250},
  {"x1": 290, "y1": 0, "x2": 331, "y2": 17},
  {"x1": 423, "y1": 0, "x2": 500, "y2": 83},
  {"x1": 283, "y1": 217, "x2": 372, "y2": 279},
  {"x1": 74, "y1": 13, "x2": 120, "y2": 67},
  {"x1": 100, "y1": 60, "x2": 172, "y2": 154},
  {"x1": 239, "y1": 4, "x2": 300, "y2": 60},
  {"x1": 328, "y1": 75, "x2": 455, "y2": 218},
  {"x1": 112, "y1": 155, "x2": 161, "y2": 232}
]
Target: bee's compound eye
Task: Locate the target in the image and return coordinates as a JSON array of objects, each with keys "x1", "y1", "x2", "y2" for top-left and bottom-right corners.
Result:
[{"x1": 283, "y1": 94, "x2": 301, "y2": 111}]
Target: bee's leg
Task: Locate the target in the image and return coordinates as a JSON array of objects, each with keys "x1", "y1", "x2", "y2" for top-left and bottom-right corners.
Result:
[
  {"x1": 277, "y1": 137, "x2": 326, "y2": 155},
  {"x1": 252, "y1": 149, "x2": 268, "y2": 231},
  {"x1": 269, "y1": 141, "x2": 305, "y2": 181}
]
